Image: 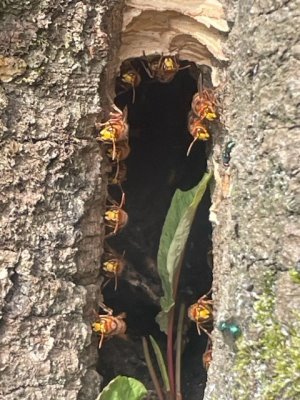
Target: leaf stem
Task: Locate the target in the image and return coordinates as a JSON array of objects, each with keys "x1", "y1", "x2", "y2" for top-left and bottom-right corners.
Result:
[
  {"x1": 167, "y1": 308, "x2": 175, "y2": 399},
  {"x1": 168, "y1": 251, "x2": 185, "y2": 399},
  {"x1": 175, "y1": 303, "x2": 185, "y2": 400},
  {"x1": 142, "y1": 337, "x2": 165, "y2": 400},
  {"x1": 149, "y1": 336, "x2": 170, "y2": 392}
]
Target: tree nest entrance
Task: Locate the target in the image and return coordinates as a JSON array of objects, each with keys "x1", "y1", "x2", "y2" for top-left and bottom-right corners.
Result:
[{"x1": 97, "y1": 57, "x2": 214, "y2": 400}]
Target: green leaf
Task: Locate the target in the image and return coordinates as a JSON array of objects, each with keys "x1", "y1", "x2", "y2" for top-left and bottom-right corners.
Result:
[
  {"x1": 149, "y1": 335, "x2": 170, "y2": 392},
  {"x1": 156, "y1": 171, "x2": 212, "y2": 332},
  {"x1": 96, "y1": 376, "x2": 148, "y2": 400}
]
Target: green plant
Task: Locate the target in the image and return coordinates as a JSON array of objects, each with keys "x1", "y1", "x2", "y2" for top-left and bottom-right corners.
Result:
[
  {"x1": 95, "y1": 172, "x2": 212, "y2": 400},
  {"x1": 96, "y1": 376, "x2": 147, "y2": 400},
  {"x1": 146, "y1": 171, "x2": 212, "y2": 399},
  {"x1": 289, "y1": 268, "x2": 300, "y2": 284},
  {"x1": 233, "y1": 272, "x2": 300, "y2": 400}
]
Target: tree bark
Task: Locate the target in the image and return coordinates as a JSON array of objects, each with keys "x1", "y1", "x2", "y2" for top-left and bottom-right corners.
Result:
[
  {"x1": 1, "y1": 0, "x2": 299, "y2": 399},
  {"x1": 0, "y1": 1, "x2": 124, "y2": 399},
  {"x1": 205, "y1": 0, "x2": 300, "y2": 398}
]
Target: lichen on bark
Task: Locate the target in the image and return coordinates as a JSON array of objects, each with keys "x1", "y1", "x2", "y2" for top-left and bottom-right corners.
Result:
[{"x1": 205, "y1": 0, "x2": 300, "y2": 399}]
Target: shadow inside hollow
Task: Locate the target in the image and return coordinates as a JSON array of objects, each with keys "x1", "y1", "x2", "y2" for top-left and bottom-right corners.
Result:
[{"x1": 98, "y1": 62, "x2": 213, "y2": 399}]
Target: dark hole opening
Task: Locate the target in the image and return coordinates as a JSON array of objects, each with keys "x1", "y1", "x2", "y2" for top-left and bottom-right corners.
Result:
[{"x1": 98, "y1": 57, "x2": 213, "y2": 400}]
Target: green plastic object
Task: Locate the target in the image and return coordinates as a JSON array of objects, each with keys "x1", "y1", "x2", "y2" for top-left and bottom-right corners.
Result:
[{"x1": 218, "y1": 321, "x2": 242, "y2": 338}]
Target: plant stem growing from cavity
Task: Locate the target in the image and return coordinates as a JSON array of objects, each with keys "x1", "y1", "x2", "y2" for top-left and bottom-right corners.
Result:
[{"x1": 142, "y1": 337, "x2": 165, "y2": 400}]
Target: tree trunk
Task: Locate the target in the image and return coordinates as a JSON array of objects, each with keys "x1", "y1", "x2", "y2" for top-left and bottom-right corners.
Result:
[
  {"x1": 1, "y1": 0, "x2": 299, "y2": 399},
  {"x1": 0, "y1": 1, "x2": 123, "y2": 399},
  {"x1": 205, "y1": 0, "x2": 300, "y2": 398}
]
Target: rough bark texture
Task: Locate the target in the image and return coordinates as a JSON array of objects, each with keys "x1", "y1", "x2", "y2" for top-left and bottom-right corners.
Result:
[
  {"x1": 1, "y1": 0, "x2": 299, "y2": 399},
  {"x1": 0, "y1": 1, "x2": 124, "y2": 399},
  {"x1": 205, "y1": 0, "x2": 300, "y2": 398}
]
